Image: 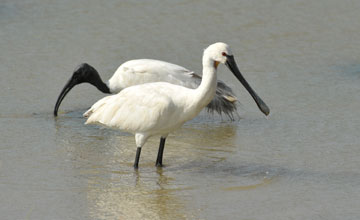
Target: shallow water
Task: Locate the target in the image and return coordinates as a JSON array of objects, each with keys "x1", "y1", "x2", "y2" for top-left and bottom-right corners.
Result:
[{"x1": 1, "y1": 0, "x2": 360, "y2": 219}]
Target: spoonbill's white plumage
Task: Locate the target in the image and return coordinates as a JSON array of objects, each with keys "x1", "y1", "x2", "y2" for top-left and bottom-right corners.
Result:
[
  {"x1": 54, "y1": 59, "x2": 238, "y2": 119},
  {"x1": 83, "y1": 42, "x2": 270, "y2": 168}
]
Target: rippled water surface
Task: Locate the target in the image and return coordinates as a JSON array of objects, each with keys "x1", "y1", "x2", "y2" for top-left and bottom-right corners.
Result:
[{"x1": 1, "y1": 0, "x2": 360, "y2": 219}]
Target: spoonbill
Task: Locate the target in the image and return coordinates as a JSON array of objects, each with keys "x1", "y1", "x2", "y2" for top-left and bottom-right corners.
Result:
[
  {"x1": 84, "y1": 42, "x2": 270, "y2": 168},
  {"x1": 54, "y1": 60, "x2": 238, "y2": 119}
]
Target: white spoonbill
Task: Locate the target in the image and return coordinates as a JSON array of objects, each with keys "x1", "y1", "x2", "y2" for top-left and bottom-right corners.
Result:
[
  {"x1": 83, "y1": 42, "x2": 270, "y2": 169},
  {"x1": 54, "y1": 59, "x2": 238, "y2": 119}
]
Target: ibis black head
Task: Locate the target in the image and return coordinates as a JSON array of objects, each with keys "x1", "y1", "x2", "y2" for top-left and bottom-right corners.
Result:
[{"x1": 53, "y1": 63, "x2": 110, "y2": 116}]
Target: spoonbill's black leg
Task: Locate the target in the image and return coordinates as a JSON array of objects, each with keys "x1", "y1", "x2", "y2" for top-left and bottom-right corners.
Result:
[
  {"x1": 155, "y1": 137, "x2": 166, "y2": 167},
  {"x1": 134, "y1": 147, "x2": 142, "y2": 169}
]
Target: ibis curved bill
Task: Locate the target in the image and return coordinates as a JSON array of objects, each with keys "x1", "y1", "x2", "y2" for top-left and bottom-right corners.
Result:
[
  {"x1": 54, "y1": 59, "x2": 238, "y2": 119},
  {"x1": 83, "y1": 42, "x2": 270, "y2": 168}
]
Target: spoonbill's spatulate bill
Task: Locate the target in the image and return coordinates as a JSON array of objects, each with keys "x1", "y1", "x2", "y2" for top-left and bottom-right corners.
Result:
[
  {"x1": 83, "y1": 42, "x2": 270, "y2": 168},
  {"x1": 54, "y1": 59, "x2": 238, "y2": 119}
]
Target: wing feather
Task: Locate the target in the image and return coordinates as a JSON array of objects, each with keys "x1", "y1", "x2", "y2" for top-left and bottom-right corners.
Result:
[{"x1": 84, "y1": 83, "x2": 179, "y2": 133}]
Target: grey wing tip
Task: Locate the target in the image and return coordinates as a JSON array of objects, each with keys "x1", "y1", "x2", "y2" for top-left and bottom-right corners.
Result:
[{"x1": 206, "y1": 80, "x2": 238, "y2": 120}]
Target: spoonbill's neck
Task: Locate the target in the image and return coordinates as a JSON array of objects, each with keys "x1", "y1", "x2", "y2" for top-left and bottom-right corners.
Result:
[{"x1": 194, "y1": 55, "x2": 218, "y2": 107}]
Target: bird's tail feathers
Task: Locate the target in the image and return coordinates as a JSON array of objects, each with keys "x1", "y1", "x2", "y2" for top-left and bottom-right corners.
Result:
[
  {"x1": 206, "y1": 80, "x2": 238, "y2": 120},
  {"x1": 83, "y1": 96, "x2": 114, "y2": 123}
]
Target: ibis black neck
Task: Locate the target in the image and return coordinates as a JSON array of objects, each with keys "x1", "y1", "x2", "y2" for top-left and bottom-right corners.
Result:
[{"x1": 93, "y1": 80, "x2": 111, "y2": 94}]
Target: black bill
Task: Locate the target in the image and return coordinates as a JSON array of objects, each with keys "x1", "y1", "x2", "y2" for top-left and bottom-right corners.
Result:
[
  {"x1": 225, "y1": 55, "x2": 270, "y2": 116},
  {"x1": 53, "y1": 77, "x2": 78, "y2": 116}
]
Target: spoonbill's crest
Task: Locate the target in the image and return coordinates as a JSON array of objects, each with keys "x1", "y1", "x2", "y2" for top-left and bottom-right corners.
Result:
[
  {"x1": 203, "y1": 42, "x2": 233, "y2": 64},
  {"x1": 83, "y1": 42, "x2": 270, "y2": 169}
]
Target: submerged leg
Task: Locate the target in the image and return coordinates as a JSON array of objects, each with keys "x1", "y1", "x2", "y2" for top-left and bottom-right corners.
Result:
[
  {"x1": 134, "y1": 147, "x2": 142, "y2": 169},
  {"x1": 155, "y1": 137, "x2": 166, "y2": 167},
  {"x1": 133, "y1": 133, "x2": 148, "y2": 169}
]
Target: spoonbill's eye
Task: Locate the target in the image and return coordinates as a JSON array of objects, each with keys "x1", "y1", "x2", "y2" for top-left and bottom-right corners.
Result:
[{"x1": 222, "y1": 52, "x2": 227, "y2": 56}]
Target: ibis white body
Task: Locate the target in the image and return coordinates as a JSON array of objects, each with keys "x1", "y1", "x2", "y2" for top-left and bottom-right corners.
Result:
[
  {"x1": 54, "y1": 58, "x2": 237, "y2": 118},
  {"x1": 108, "y1": 59, "x2": 200, "y2": 93}
]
